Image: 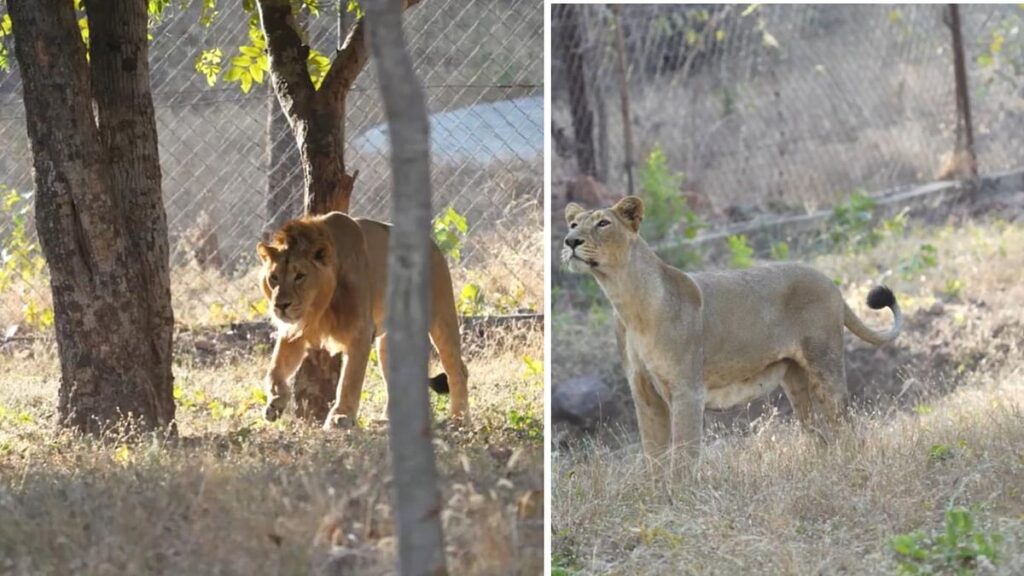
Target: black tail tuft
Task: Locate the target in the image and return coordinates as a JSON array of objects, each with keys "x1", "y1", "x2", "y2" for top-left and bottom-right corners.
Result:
[
  {"x1": 429, "y1": 372, "x2": 450, "y2": 395},
  {"x1": 866, "y1": 285, "x2": 896, "y2": 310}
]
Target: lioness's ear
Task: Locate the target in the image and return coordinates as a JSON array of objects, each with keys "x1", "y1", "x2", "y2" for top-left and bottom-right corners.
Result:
[
  {"x1": 565, "y1": 202, "x2": 584, "y2": 224},
  {"x1": 613, "y1": 196, "x2": 644, "y2": 232},
  {"x1": 256, "y1": 242, "x2": 278, "y2": 263}
]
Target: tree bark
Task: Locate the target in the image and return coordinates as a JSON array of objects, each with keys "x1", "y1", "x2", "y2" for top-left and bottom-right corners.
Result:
[
  {"x1": 554, "y1": 3, "x2": 597, "y2": 178},
  {"x1": 256, "y1": 0, "x2": 417, "y2": 419},
  {"x1": 264, "y1": 85, "x2": 304, "y2": 237},
  {"x1": 9, "y1": 0, "x2": 175, "y2": 432},
  {"x1": 366, "y1": 0, "x2": 446, "y2": 573}
]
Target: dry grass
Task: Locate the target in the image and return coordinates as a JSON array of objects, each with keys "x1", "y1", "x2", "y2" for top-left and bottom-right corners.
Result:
[
  {"x1": 552, "y1": 215, "x2": 1024, "y2": 574},
  {"x1": 554, "y1": 374, "x2": 1024, "y2": 575},
  {"x1": 0, "y1": 326, "x2": 543, "y2": 574}
]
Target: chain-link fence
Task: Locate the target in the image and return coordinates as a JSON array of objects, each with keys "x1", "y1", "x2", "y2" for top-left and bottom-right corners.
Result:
[
  {"x1": 0, "y1": 0, "x2": 542, "y2": 331},
  {"x1": 552, "y1": 4, "x2": 1023, "y2": 221}
]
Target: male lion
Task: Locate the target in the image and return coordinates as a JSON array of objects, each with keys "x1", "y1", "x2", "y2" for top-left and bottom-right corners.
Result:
[
  {"x1": 562, "y1": 197, "x2": 901, "y2": 466},
  {"x1": 256, "y1": 212, "x2": 469, "y2": 429}
]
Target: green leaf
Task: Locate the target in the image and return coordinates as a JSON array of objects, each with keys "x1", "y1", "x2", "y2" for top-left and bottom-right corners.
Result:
[
  {"x1": 249, "y1": 62, "x2": 264, "y2": 84},
  {"x1": 741, "y1": 4, "x2": 760, "y2": 17},
  {"x1": 990, "y1": 31, "x2": 1005, "y2": 55},
  {"x1": 347, "y1": 0, "x2": 365, "y2": 19},
  {"x1": 0, "y1": 14, "x2": 12, "y2": 36},
  {"x1": 224, "y1": 66, "x2": 245, "y2": 82},
  {"x1": 194, "y1": 48, "x2": 223, "y2": 86},
  {"x1": 239, "y1": 45, "x2": 263, "y2": 58},
  {"x1": 978, "y1": 53, "x2": 995, "y2": 67},
  {"x1": 240, "y1": 73, "x2": 253, "y2": 94}
]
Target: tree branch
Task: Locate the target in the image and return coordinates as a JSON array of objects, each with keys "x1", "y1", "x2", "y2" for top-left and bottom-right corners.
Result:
[
  {"x1": 321, "y1": 0, "x2": 420, "y2": 103},
  {"x1": 256, "y1": 0, "x2": 315, "y2": 118}
]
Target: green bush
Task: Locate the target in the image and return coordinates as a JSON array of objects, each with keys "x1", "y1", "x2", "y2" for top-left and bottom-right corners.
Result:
[
  {"x1": 890, "y1": 506, "x2": 1002, "y2": 574},
  {"x1": 727, "y1": 234, "x2": 754, "y2": 268},
  {"x1": 432, "y1": 205, "x2": 469, "y2": 262},
  {"x1": 638, "y1": 146, "x2": 704, "y2": 241}
]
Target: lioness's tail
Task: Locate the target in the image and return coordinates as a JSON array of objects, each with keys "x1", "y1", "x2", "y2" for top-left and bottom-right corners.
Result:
[
  {"x1": 844, "y1": 285, "x2": 902, "y2": 346},
  {"x1": 429, "y1": 372, "x2": 450, "y2": 395}
]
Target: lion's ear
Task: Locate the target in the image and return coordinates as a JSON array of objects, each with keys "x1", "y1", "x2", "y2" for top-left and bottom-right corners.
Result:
[
  {"x1": 613, "y1": 196, "x2": 644, "y2": 232},
  {"x1": 256, "y1": 242, "x2": 278, "y2": 263},
  {"x1": 565, "y1": 202, "x2": 585, "y2": 224},
  {"x1": 312, "y1": 243, "x2": 331, "y2": 265}
]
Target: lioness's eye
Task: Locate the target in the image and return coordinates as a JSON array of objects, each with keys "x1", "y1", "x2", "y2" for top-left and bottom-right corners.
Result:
[
  {"x1": 269, "y1": 273, "x2": 279, "y2": 284},
  {"x1": 597, "y1": 219, "x2": 611, "y2": 228},
  {"x1": 569, "y1": 222, "x2": 578, "y2": 229},
  {"x1": 295, "y1": 273, "x2": 306, "y2": 283}
]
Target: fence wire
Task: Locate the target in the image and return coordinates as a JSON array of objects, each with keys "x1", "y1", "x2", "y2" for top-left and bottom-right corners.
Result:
[
  {"x1": 0, "y1": 0, "x2": 543, "y2": 331},
  {"x1": 552, "y1": 4, "x2": 1023, "y2": 220}
]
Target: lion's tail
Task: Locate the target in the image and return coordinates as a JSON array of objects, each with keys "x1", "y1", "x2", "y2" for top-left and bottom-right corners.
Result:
[
  {"x1": 843, "y1": 285, "x2": 902, "y2": 346},
  {"x1": 429, "y1": 372, "x2": 450, "y2": 395}
]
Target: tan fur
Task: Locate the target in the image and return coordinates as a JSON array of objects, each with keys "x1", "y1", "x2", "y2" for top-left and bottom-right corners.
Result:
[
  {"x1": 563, "y1": 197, "x2": 902, "y2": 469},
  {"x1": 257, "y1": 212, "x2": 469, "y2": 429}
]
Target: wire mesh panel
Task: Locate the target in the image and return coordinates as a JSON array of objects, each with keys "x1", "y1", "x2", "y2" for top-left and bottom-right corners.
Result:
[
  {"x1": 0, "y1": 0, "x2": 543, "y2": 331},
  {"x1": 552, "y1": 4, "x2": 1023, "y2": 219}
]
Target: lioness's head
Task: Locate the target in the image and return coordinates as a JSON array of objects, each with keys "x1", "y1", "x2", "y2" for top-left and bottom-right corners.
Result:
[
  {"x1": 256, "y1": 220, "x2": 337, "y2": 327},
  {"x1": 562, "y1": 196, "x2": 644, "y2": 274}
]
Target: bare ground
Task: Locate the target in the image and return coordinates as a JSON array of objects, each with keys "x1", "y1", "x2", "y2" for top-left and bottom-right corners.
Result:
[
  {"x1": 552, "y1": 208, "x2": 1024, "y2": 574},
  {"x1": 0, "y1": 323, "x2": 543, "y2": 575}
]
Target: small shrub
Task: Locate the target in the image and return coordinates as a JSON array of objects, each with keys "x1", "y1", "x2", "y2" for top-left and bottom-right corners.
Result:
[
  {"x1": 890, "y1": 506, "x2": 1002, "y2": 574},
  {"x1": 942, "y1": 278, "x2": 965, "y2": 300},
  {"x1": 432, "y1": 205, "x2": 469, "y2": 262},
  {"x1": 899, "y1": 244, "x2": 939, "y2": 280},
  {"x1": 457, "y1": 282, "x2": 485, "y2": 316},
  {"x1": 770, "y1": 241, "x2": 790, "y2": 260},
  {"x1": 927, "y1": 443, "x2": 954, "y2": 463},
  {"x1": 829, "y1": 189, "x2": 880, "y2": 250},
  {"x1": 727, "y1": 234, "x2": 754, "y2": 268},
  {"x1": 638, "y1": 146, "x2": 704, "y2": 241}
]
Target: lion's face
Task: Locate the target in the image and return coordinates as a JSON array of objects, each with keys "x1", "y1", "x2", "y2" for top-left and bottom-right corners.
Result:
[
  {"x1": 562, "y1": 196, "x2": 645, "y2": 274},
  {"x1": 257, "y1": 226, "x2": 336, "y2": 327}
]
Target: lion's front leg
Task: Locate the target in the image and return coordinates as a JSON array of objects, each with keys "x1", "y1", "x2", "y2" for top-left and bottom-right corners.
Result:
[
  {"x1": 264, "y1": 337, "x2": 306, "y2": 421},
  {"x1": 323, "y1": 330, "x2": 373, "y2": 430}
]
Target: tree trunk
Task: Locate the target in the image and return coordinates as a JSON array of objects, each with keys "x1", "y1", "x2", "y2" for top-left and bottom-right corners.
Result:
[
  {"x1": 264, "y1": 85, "x2": 304, "y2": 237},
  {"x1": 256, "y1": 0, "x2": 417, "y2": 420},
  {"x1": 554, "y1": 3, "x2": 597, "y2": 178},
  {"x1": 366, "y1": 0, "x2": 447, "y2": 573},
  {"x1": 9, "y1": 0, "x2": 175, "y2": 432}
]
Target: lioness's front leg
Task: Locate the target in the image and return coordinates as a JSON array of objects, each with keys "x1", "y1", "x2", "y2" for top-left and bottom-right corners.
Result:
[
  {"x1": 323, "y1": 330, "x2": 373, "y2": 430},
  {"x1": 668, "y1": 345, "x2": 704, "y2": 473},
  {"x1": 622, "y1": 335, "x2": 671, "y2": 465},
  {"x1": 264, "y1": 337, "x2": 306, "y2": 421}
]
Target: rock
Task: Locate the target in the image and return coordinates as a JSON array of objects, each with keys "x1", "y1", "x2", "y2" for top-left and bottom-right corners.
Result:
[
  {"x1": 567, "y1": 175, "x2": 619, "y2": 208},
  {"x1": 552, "y1": 374, "x2": 617, "y2": 429}
]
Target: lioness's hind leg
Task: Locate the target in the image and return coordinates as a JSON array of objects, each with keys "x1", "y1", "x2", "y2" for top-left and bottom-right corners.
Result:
[
  {"x1": 802, "y1": 338, "x2": 849, "y2": 440},
  {"x1": 780, "y1": 360, "x2": 814, "y2": 429},
  {"x1": 430, "y1": 313, "x2": 469, "y2": 422}
]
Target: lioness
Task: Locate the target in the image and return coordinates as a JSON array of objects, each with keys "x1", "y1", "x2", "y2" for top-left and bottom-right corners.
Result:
[
  {"x1": 256, "y1": 212, "x2": 469, "y2": 429},
  {"x1": 562, "y1": 197, "x2": 901, "y2": 465}
]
